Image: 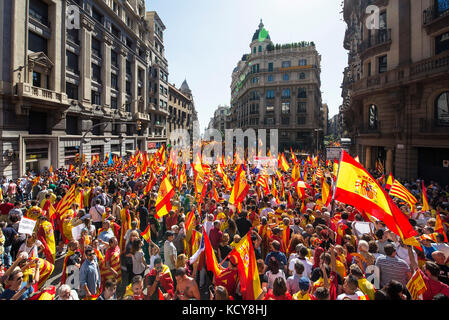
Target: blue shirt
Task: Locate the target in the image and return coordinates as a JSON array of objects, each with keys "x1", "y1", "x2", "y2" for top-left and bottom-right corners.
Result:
[
  {"x1": 0, "y1": 283, "x2": 34, "y2": 300},
  {"x1": 98, "y1": 229, "x2": 114, "y2": 244},
  {"x1": 79, "y1": 258, "x2": 101, "y2": 296}
]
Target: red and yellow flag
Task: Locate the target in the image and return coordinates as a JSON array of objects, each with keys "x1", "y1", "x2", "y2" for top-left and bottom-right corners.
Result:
[
  {"x1": 389, "y1": 179, "x2": 418, "y2": 213},
  {"x1": 321, "y1": 179, "x2": 332, "y2": 207},
  {"x1": 421, "y1": 181, "x2": 430, "y2": 212},
  {"x1": 203, "y1": 227, "x2": 224, "y2": 278},
  {"x1": 217, "y1": 163, "x2": 232, "y2": 190},
  {"x1": 385, "y1": 173, "x2": 394, "y2": 190},
  {"x1": 229, "y1": 166, "x2": 249, "y2": 208},
  {"x1": 278, "y1": 153, "x2": 290, "y2": 172},
  {"x1": 435, "y1": 211, "x2": 448, "y2": 242},
  {"x1": 406, "y1": 270, "x2": 427, "y2": 300},
  {"x1": 143, "y1": 174, "x2": 157, "y2": 195},
  {"x1": 333, "y1": 151, "x2": 417, "y2": 244},
  {"x1": 228, "y1": 231, "x2": 262, "y2": 300},
  {"x1": 155, "y1": 176, "x2": 175, "y2": 219},
  {"x1": 141, "y1": 224, "x2": 152, "y2": 243}
]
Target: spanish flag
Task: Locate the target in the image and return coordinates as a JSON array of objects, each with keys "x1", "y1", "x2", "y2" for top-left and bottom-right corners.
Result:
[
  {"x1": 141, "y1": 224, "x2": 152, "y2": 243},
  {"x1": 155, "y1": 176, "x2": 175, "y2": 219},
  {"x1": 229, "y1": 166, "x2": 249, "y2": 208},
  {"x1": 203, "y1": 227, "x2": 224, "y2": 278},
  {"x1": 278, "y1": 153, "x2": 290, "y2": 172},
  {"x1": 228, "y1": 231, "x2": 262, "y2": 300},
  {"x1": 321, "y1": 179, "x2": 332, "y2": 207},
  {"x1": 29, "y1": 285, "x2": 56, "y2": 300},
  {"x1": 217, "y1": 163, "x2": 232, "y2": 190},
  {"x1": 385, "y1": 173, "x2": 394, "y2": 190},
  {"x1": 333, "y1": 151, "x2": 417, "y2": 244},
  {"x1": 421, "y1": 181, "x2": 430, "y2": 212},
  {"x1": 143, "y1": 173, "x2": 157, "y2": 195},
  {"x1": 435, "y1": 211, "x2": 448, "y2": 242}
]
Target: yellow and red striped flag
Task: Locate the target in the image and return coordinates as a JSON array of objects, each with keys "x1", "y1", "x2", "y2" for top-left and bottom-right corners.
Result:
[
  {"x1": 389, "y1": 179, "x2": 418, "y2": 212},
  {"x1": 385, "y1": 172, "x2": 394, "y2": 190},
  {"x1": 435, "y1": 211, "x2": 448, "y2": 242},
  {"x1": 155, "y1": 176, "x2": 175, "y2": 219},
  {"x1": 421, "y1": 181, "x2": 430, "y2": 212},
  {"x1": 406, "y1": 270, "x2": 427, "y2": 300},
  {"x1": 54, "y1": 185, "x2": 76, "y2": 219},
  {"x1": 229, "y1": 166, "x2": 249, "y2": 209},
  {"x1": 143, "y1": 174, "x2": 157, "y2": 195},
  {"x1": 217, "y1": 163, "x2": 231, "y2": 190},
  {"x1": 256, "y1": 175, "x2": 270, "y2": 195},
  {"x1": 278, "y1": 153, "x2": 290, "y2": 172},
  {"x1": 203, "y1": 227, "x2": 224, "y2": 278}
]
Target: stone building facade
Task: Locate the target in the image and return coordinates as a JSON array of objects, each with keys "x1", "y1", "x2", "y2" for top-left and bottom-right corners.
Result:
[
  {"x1": 341, "y1": 0, "x2": 449, "y2": 184},
  {"x1": 230, "y1": 20, "x2": 324, "y2": 153}
]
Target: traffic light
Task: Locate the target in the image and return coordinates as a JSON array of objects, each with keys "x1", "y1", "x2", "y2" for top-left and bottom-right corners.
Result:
[{"x1": 136, "y1": 120, "x2": 142, "y2": 131}]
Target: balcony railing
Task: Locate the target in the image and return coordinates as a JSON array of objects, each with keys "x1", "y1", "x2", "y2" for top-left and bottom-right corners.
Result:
[
  {"x1": 15, "y1": 83, "x2": 69, "y2": 106},
  {"x1": 423, "y1": 1, "x2": 449, "y2": 25},
  {"x1": 359, "y1": 29, "x2": 392, "y2": 54}
]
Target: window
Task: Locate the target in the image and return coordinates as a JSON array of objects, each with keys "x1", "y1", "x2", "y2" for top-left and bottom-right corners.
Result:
[
  {"x1": 28, "y1": 31, "x2": 47, "y2": 55},
  {"x1": 126, "y1": 37, "x2": 133, "y2": 49},
  {"x1": 368, "y1": 62, "x2": 372, "y2": 77},
  {"x1": 281, "y1": 89, "x2": 290, "y2": 98},
  {"x1": 251, "y1": 64, "x2": 260, "y2": 74},
  {"x1": 435, "y1": 91, "x2": 449, "y2": 126},
  {"x1": 281, "y1": 131, "x2": 289, "y2": 137},
  {"x1": 66, "y1": 116, "x2": 79, "y2": 135},
  {"x1": 66, "y1": 82, "x2": 78, "y2": 100},
  {"x1": 252, "y1": 77, "x2": 259, "y2": 84},
  {"x1": 368, "y1": 104, "x2": 378, "y2": 129},
  {"x1": 436, "y1": 32, "x2": 449, "y2": 55},
  {"x1": 298, "y1": 88, "x2": 307, "y2": 98},
  {"x1": 250, "y1": 91, "x2": 260, "y2": 101},
  {"x1": 283, "y1": 73, "x2": 289, "y2": 81},
  {"x1": 92, "y1": 38, "x2": 102, "y2": 58},
  {"x1": 111, "y1": 50, "x2": 119, "y2": 67},
  {"x1": 281, "y1": 102, "x2": 290, "y2": 114},
  {"x1": 282, "y1": 61, "x2": 291, "y2": 68},
  {"x1": 258, "y1": 45, "x2": 262, "y2": 52},
  {"x1": 29, "y1": 0, "x2": 49, "y2": 26},
  {"x1": 66, "y1": 51, "x2": 79, "y2": 74},
  {"x1": 91, "y1": 90, "x2": 101, "y2": 105},
  {"x1": 297, "y1": 117, "x2": 306, "y2": 125},
  {"x1": 379, "y1": 11, "x2": 387, "y2": 30},
  {"x1": 111, "y1": 73, "x2": 118, "y2": 90},
  {"x1": 253, "y1": 47, "x2": 257, "y2": 54},
  {"x1": 92, "y1": 63, "x2": 102, "y2": 83},
  {"x1": 378, "y1": 55, "x2": 387, "y2": 73},
  {"x1": 268, "y1": 62, "x2": 273, "y2": 72},
  {"x1": 126, "y1": 60, "x2": 132, "y2": 76},
  {"x1": 268, "y1": 74, "x2": 274, "y2": 82},
  {"x1": 299, "y1": 59, "x2": 307, "y2": 66},
  {"x1": 265, "y1": 118, "x2": 275, "y2": 125},
  {"x1": 266, "y1": 105, "x2": 274, "y2": 113},
  {"x1": 126, "y1": 80, "x2": 131, "y2": 94},
  {"x1": 299, "y1": 72, "x2": 306, "y2": 79},
  {"x1": 250, "y1": 104, "x2": 259, "y2": 114},
  {"x1": 91, "y1": 7, "x2": 103, "y2": 24},
  {"x1": 32, "y1": 71, "x2": 41, "y2": 87},
  {"x1": 67, "y1": 28, "x2": 79, "y2": 44},
  {"x1": 297, "y1": 102, "x2": 307, "y2": 113},
  {"x1": 111, "y1": 24, "x2": 121, "y2": 39},
  {"x1": 110, "y1": 97, "x2": 118, "y2": 109},
  {"x1": 266, "y1": 90, "x2": 275, "y2": 99}
]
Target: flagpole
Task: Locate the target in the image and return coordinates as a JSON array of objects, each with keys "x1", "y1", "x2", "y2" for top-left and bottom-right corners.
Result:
[{"x1": 330, "y1": 149, "x2": 344, "y2": 218}]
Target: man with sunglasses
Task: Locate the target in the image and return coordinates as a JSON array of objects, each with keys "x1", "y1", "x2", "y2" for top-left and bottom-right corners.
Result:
[
  {"x1": 79, "y1": 246, "x2": 101, "y2": 299},
  {"x1": 0, "y1": 268, "x2": 34, "y2": 300}
]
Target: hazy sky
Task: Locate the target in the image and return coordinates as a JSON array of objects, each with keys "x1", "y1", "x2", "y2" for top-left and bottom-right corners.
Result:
[{"x1": 146, "y1": 0, "x2": 348, "y2": 130}]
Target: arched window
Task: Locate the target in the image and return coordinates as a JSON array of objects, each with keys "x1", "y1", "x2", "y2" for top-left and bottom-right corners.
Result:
[
  {"x1": 258, "y1": 45, "x2": 262, "y2": 52},
  {"x1": 435, "y1": 91, "x2": 449, "y2": 126},
  {"x1": 368, "y1": 104, "x2": 378, "y2": 129}
]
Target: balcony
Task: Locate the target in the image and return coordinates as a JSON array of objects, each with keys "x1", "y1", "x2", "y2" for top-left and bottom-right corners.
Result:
[
  {"x1": 358, "y1": 122, "x2": 381, "y2": 136},
  {"x1": 359, "y1": 29, "x2": 392, "y2": 59},
  {"x1": 351, "y1": 51, "x2": 449, "y2": 97},
  {"x1": 423, "y1": 1, "x2": 449, "y2": 35},
  {"x1": 133, "y1": 112, "x2": 150, "y2": 122},
  {"x1": 15, "y1": 82, "x2": 69, "y2": 107}
]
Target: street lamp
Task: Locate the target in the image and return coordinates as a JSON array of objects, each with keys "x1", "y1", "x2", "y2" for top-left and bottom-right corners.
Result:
[{"x1": 314, "y1": 128, "x2": 323, "y2": 157}]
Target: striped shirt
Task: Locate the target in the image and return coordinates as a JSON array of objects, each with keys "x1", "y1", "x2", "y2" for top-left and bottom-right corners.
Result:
[{"x1": 375, "y1": 255, "x2": 411, "y2": 288}]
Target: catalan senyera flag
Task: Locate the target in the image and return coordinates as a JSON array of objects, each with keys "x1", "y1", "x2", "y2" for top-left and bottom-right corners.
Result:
[
  {"x1": 229, "y1": 166, "x2": 249, "y2": 208},
  {"x1": 141, "y1": 224, "x2": 152, "y2": 243},
  {"x1": 155, "y1": 176, "x2": 175, "y2": 219},
  {"x1": 421, "y1": 181, "x2": 430, "y2": 212},
  {"x1": 23, "y1": 258, "x2": 54, "y2": 290},
  {"x1": 407, "y1": 269, "x2": 427, "y2": 300},
  {"x1": 256, "y1": 175, "x2": 270, "y2": 196},
  {"x1": 333, "y1": 151, "x2": 418, "y2": 244},
  {"x1": 389, "y1": 179, "x2": 418, "y2": 212},
  {"x1": 54, "y1": 185, "x2": 76, "y2": 219},
  {"x1": 203, "y1": 227, "x2": 224, "y2": 278},
  {"x1": 228, "y1": 231, "x2": 262, "y2": 300}
]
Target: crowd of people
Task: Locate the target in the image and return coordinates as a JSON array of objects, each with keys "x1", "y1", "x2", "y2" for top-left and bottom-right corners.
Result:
[{"x1": 0, "y1": 149, "x2": 449, "y2": 301}]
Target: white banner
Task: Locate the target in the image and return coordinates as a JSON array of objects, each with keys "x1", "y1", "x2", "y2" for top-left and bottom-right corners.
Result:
[{"x1": 18, "y1": 217, "x2": 37, "y2": 236}]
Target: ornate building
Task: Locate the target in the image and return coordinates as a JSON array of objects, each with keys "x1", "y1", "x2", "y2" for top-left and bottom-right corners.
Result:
[
  {"x1": 0, "y1": 0, "x2": 175, "y2": 178},
  {"x1": 341, "y1": 0, "x2": 449, "y2": 184},
  {"x1": 207, "y1": 105, "x2": 231, "y2": 139},
  {"x1": 230, "y1": 20, "x2": 324, "y2": 152}
]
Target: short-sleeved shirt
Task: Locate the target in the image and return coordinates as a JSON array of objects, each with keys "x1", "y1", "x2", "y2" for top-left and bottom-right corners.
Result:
[
  {"x1": 163, "y1": 240, "x2": 177, "y2": 270},
  {"x1": 0, "y1": 283, "x2": 34, "y2": 300},
  {"x1": 2, "y1": 226, "x2": 18, "y2": 247},
  {"x1": 375, "y1": 255, "x2": 411, "y2": 288}
]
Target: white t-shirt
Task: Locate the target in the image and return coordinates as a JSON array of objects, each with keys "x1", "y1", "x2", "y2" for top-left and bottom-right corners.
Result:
[
  {"x1": 149, "y1": 254, "x2": 161, "y2": 270},
  {"x1": 164, "y1": 240, "x2": 177, "y2": 270},
  {"x1": 204, "y1": 220, "x2": 214, "y2": 236},
  {"x1": 288, "y1": 257, "x2": 313, "y2": 279},
  {"x1": 395, "y1": 244, "x2": 417, "y2": 267},
  {"x1": 265, "y1": 270, "x2": 287, "y2": 290},
  {"x1": 19, "y1": 240, "x2": 42, "y2": 258},
  {"x1": 337, "y1": 290, "x2": 365, "y2": 300},
  {"x1": 89, "y1": 205, "x2": 105, "y2": 223},
  {"x1": 132, "y1": 250, "x2": 146, "y2": 275}
]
